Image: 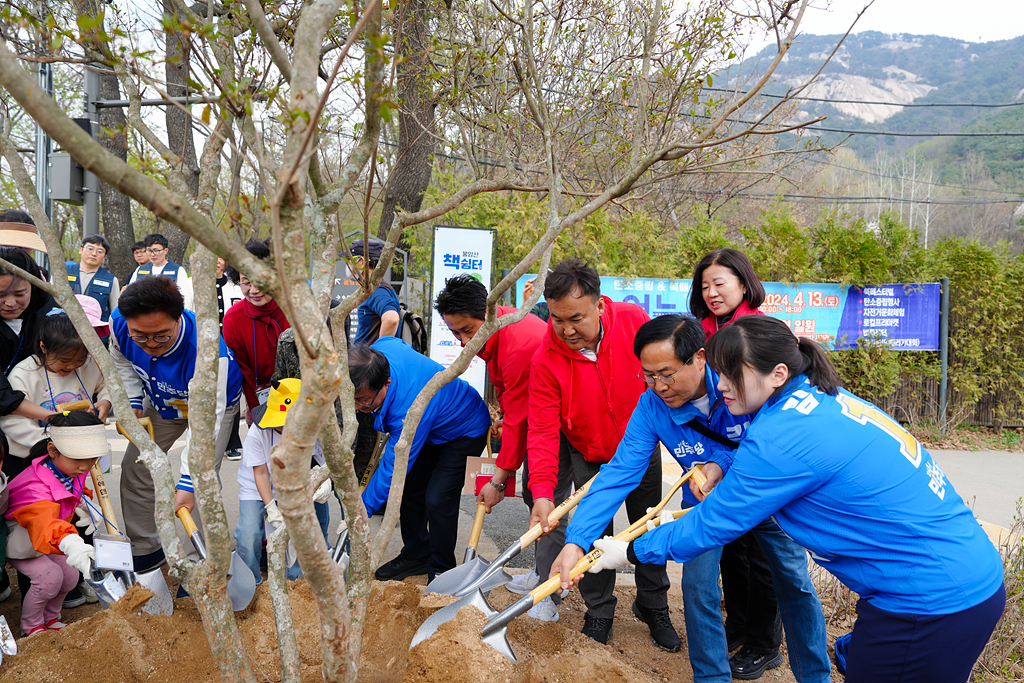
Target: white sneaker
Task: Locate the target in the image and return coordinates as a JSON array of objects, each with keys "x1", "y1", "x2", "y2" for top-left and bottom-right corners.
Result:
[
  {"x1": 78, "y1": 579, "x2": 98, "y2": 604},
  {"x1": 527, "y1": 596, "x2": 559, "y2": 622},
  {"x1": 505, "y1": 568, "x2": 540, "y2": 595}
]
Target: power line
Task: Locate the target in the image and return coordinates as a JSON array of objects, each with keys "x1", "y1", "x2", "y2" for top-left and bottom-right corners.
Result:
[
  {"x1": 708, "y1": 191, "x2": 1024, "y2": 206},
  {"x1": 801, "y1": 123, "x2": 1024, "y2": 137},
  {"x1": 703, "y1": 86, "x2": 1024, "y2": 109},
  {"x1": 803, "y1": 157, "x2": 1023, "y2": 196}
]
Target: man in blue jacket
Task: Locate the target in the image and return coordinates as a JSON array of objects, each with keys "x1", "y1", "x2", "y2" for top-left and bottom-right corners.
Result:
[
  {"x1": 348, "y1": 337, "x2": 490, "y2": 581},
  {"x1": 553, "y1": 315, "x2": 830, "y2": 683},
  {"x1": 110, "y1": 276, "x2": 243, "y2": 572}
]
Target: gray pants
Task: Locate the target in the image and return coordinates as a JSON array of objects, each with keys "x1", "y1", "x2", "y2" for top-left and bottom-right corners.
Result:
[
  {"x1": 522, "y1": 434, "x2": 574, "y2": 605},
  {"x1": 120, "y1": 402, "x2": 231, "y2": 556},
  {"x1": 569, "y1": 443, "x2": 670, "y2": 619}
]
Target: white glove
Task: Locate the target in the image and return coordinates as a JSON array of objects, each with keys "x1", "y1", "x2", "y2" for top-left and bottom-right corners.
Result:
[
  {"x1": 75, "y1": 501, "x2": 96, "y2": 536},
  {"x1": 646, "y1": 509, "x2": 676, "y2": 532},
  {"x1": 587, "y1": 536, "x2": 630, "y2": 574},
  {"x1": 313, "y1": 478, "x2": 333, "y2": 504},
  {"x1": 265, "y1": 500, "x2": 285, "y2": 529},
  {"x1": 336, "y1": 518, "x2": 348, "y2": 537},
  {"x1": 59, "y1": 534, "x2": 96, "y2": 575}
]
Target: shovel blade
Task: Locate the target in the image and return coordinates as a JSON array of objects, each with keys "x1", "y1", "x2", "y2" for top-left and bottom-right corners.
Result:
[
  {"x1": 424, "y1": 557, "x2": 490, "y2": 596},
  {"x1": 0, "y1": 616, "x2": 16, "y2": 655},
  {"x1": 227, "y1": 551, "x2": 257, "y2": 611},
  {"x1": 136, "y1": 567, "x2": 174, "y2": 616},
  {"x1": 482, "y1": 626, "x2": 517, "y2": 663},
  {"x1": 88, "y1": 570, "x2": 131, "y2": 609},
  {"x1": 452, "y1": 565, "x2": 513, "y2": 597},
  {"x1": 409, "y1": 588, "x2": 498, "y2": 650}
]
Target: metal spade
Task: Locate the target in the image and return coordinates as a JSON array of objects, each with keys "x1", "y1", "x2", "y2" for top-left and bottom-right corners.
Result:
[{"x1": 176, "y1": 507, "x2": 256, "y2": 611}]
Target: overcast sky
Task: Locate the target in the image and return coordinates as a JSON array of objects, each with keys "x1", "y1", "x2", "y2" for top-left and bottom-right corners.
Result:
[{"x1": 794, "y1": 0, "x2": 1024, "y2": 42}]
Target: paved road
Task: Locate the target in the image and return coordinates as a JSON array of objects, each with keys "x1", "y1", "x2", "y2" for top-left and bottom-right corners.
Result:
[{"x1": 97, "y1": 423, "x2": 1022, "y2": 577}]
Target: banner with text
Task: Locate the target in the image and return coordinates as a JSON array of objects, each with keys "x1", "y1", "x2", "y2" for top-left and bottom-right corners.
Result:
[
  {"x1": 431, "y1": 226, "x2": 497, "y2": 396},
  {"x1": 516, "y1": 276, "x2": 940, "y2": 350}
]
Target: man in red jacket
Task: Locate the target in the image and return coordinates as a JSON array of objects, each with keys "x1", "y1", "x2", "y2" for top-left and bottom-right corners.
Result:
[
  {"x1": 528, "y1": 259, "x2": 678, "y2": 650},
  {"x1": 434, "y1": 274, "x2": 571, "y2": 622}
]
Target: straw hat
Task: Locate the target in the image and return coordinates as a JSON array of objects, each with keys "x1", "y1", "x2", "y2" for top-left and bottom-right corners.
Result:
[
  {"x1": 0, "y1": 222, "x2": 47, "y2": 253},
  {"x1": 251, "y1": 378, "x2": 302, "y2": 429},
  {"x1": 49, "y1": 423, "x2": 108, "y2": 460}
]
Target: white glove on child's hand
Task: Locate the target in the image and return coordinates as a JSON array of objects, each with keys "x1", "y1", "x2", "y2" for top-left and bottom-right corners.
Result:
[
  {"x1": 313, "y1": 478, "x2": 333, "y2": 504},
  {"x1": 587, "y1": 536, "x2": 630, "y2": 574},
  {"x1": 75, "y1": 501, "x2": 96, "y2": 535},
  {"x1": 59, "y1": 534, "x2": 96, "y2": 575},
  {"x1": 265, "y1": 500, "x2": 285, "y2": 529},
  {"x1": 646, "y1": 509, "x2": 676, "y2": 532}
]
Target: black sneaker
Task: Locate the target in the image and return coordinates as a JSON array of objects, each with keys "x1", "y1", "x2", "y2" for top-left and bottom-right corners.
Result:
[
  {"x1": 225, "y1": 449, "x2": 242, "y2": 462},
  {"x1": 730, "y1": 646, "x2": 785, "y2": 680},
  {"x1": 581, "y1": 613, "x2": 614, "y2": 644},
  {"x1": 133, "y1": 548, "x2": 167, "y2": 574},
  {"x1": 631, "y1": 601, "x2": 681, "y2": 652},
  {"x1": 374, "y1": 555, "x2": 429, "y2": 581},
  {"x1": 62, "y1": 586, "x2": 87, "y2": 609}
]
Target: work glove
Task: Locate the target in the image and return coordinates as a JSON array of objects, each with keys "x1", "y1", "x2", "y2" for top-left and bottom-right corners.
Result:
[
  {"x1": 646, "y1": 508, "x2": 676, "y2": 532},
  {"x1": 75, "y1": 500, "x2": 96, "y2": 536},
  {"x1": 587, "y1": 536, "x2": 630, "y2": 574},
  {"x1": 313, "y1": 478, "x2": 333, "y2": 504},
  {"x1": 265, "y1": 500, "x2": 285, "y2": 529},
  {"x1": 336, "y1": 518, "x2": 348, "y2": 537},
  {"x1": 59, "y1": 534, "x2": 96, "y2": 575}
]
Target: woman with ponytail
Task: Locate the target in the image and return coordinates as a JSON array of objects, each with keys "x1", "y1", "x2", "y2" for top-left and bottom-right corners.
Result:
[{"x1": 579, "y1": 315, "x2": 1005, "y2": 683}]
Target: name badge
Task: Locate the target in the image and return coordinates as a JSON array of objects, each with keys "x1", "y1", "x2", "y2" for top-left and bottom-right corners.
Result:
[
  {"x1": 256, "y1": 387, "x2": 271, "y2": 405},
  {"x1": 67, "y1": 276, "x2": 77, "y2": 282},
  {"x1": 94, "y1": 533, "x2": 134, "y2": 571},
  {"x1": 94, "y1": 280, "x2": 111, "y2": 287}
]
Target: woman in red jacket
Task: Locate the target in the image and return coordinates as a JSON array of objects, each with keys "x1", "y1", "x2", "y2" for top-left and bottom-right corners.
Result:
[
  {"x1": 223, "y1": 239, "x2": 290, "y2": 425},
  {"x1": 691, "y1": 248, "x2": 785, "y2": 680}
]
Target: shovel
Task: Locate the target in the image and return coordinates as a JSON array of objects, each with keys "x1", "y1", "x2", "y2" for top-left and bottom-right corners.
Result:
[
  {"x1": 425, "y1": 472, "x2": 599, "y2": 598},
  {"x1": 411, "y1": 466, "x2": 706, "y2": 651},
  {"x1": 176, "y1": 507, "x2": 256, "y2": 611}
]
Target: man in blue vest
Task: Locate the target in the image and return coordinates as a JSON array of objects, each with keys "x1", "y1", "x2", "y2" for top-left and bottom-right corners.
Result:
[
  {"x1": 65, "y1": 234, "x2": 119, "y2": 347},
  {"x1": 110, "y1": 276, "x2": 242, "y2": 572},
  {"x1": 129, "y1": 233, "x2": 193, "y2": 309}
]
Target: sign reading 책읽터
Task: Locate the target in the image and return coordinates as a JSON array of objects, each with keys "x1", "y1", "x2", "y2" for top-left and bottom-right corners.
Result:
[
  {"x1": 431, "y1": 226, "x2": 497, "y2": 396},
  {"x1": 516, "y1": 275, "x2": 940, "y2": 351}
]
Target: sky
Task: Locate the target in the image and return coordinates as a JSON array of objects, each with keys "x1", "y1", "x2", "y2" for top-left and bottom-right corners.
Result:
[{"x1": 793, "y1": 0, "x2": 1024, "y2": 43}]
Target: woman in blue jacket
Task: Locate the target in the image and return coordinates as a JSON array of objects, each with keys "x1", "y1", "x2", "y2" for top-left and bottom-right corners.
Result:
[{"x1": 580, "y1": 315, "x2": 1005, "y2": 683}]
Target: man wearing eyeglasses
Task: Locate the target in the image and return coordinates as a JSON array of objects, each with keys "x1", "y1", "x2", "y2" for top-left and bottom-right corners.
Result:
[
  {"x1": 526, "y1": 258, "x2": 680, "y2": 651},
  {"x1": 550, "y1": 314, "x2": 831, "y2": 683},
  {"x1": 65, "y1": 234, "x2": 119, "y2": 347},
  {"x1": 109, "y1": 276, "x2": 242, "y2": 573},
  {"x1": 127, "y1": 233, "x2": 194, "y2": 309}
]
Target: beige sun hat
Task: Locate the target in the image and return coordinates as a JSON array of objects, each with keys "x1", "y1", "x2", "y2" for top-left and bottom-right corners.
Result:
[
  {"x1": 0, "y1": 222, "x2": 47, "y2": 253},
  {"x1": 49, "y1": 422, "x2": 108, "y2": 460}
]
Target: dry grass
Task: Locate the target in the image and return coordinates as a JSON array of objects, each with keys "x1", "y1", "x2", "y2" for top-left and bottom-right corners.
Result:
[{"x1": 971, "y1": 503, "x2": 1024, "y2": 682}]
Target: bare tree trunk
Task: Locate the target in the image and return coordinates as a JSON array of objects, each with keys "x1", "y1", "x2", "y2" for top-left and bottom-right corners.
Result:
[
  {"x1": 97, "y1": 68, "x2": 136, "y2": 282},
  {"x1": 163, "y1": 0, "x2": 199, "y2": 263},
  {"x1": 376, "y1": 0, "x2": 436, "y2": 241}
]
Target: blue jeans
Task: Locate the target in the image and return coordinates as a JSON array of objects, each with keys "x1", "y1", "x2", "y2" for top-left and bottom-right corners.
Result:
[
  {"x1": 681, "y1": 545, "x2": 731, "y2": 682},
  {"x1": 752, "y1": 518, "x2": 831, "y2": 683},
  {"x1": 235, "y1": 499, "x2": 331, "y2": 584}
]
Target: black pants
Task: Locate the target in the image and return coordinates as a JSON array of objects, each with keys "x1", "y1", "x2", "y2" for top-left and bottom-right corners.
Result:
[
  {"x1": 522, "y1": 433, "x2": 574, "y2": 604},
  {"x1": 354, "y1": 410, "x2": 378, "y2": 483},
  {"x1": 399, "y1": 432, "x2": 488, "y2": 581},
  {"x1": 721, "y1": 531, "x2": 783, "y2": 654},
  {"x1": 568, "y1": 443, "x2": 670, "y2": 619}
]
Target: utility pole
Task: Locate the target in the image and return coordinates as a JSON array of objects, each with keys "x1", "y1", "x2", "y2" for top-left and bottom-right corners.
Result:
[
  {"x1": 82, "y1": 65, "x2": 101, "y2": 235},
  {"x1": 34, "y1": 61, "x2": 53, "y2": 220}
]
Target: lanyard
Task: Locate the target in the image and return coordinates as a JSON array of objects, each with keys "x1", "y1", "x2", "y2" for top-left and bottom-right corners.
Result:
[
  {"x1": 43, "y1": 366, "x2": 95, "y2": 414},
  {"x1": 4, "y1": 334, "x2": 24, "y2": 375}
]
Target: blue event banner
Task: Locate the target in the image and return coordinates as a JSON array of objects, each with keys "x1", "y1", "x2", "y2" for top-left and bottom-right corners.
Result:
[{"x1": 515, "y1": 275, "x2": 940, "y2": 351}]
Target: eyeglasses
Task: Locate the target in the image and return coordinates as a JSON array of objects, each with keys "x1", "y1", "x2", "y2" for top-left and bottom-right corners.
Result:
[
  {"x1": 146, "y1": 247, "x2": 167, "y2": 254},
  {"x1": 128, "y1": 333, "x2": 174, "y2": 344},
  {"x1": 638, "y1": 367, "x2": 686, "y2": 386},
  {"x1": 355, "y1": 386, "x2": 383, "y2": 408},
  {"x1": 82, "y1": 245, "x2": 106, "y2": 255}
]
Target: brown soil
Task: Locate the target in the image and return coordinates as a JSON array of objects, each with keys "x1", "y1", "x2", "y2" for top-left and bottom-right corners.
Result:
[{"x1": 0, "y1": 569, "x2": 845, "y2": 682}]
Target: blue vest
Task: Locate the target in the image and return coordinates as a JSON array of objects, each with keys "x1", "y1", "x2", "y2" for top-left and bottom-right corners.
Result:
[
  {"x1": 135, "y1": 261, "x2": 182, "y2": 283},
  {"x1": 65, "y1": 261, "x2": 115, "y2": 322}
]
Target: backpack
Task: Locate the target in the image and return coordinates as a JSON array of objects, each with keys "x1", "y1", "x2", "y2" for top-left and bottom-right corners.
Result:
[{"x1": 399, "y1": 303, "x2": 429, "y2": 354}]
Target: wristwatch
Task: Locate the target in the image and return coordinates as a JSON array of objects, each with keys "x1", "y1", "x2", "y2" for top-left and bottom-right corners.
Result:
[{"x1": 489, "y1": 479, "x2": 507, "y2": 492}]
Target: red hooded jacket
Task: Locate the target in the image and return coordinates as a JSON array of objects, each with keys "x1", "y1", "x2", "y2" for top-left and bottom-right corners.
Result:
[
  {"x1": 477, "y1": 306, "x2": 548, "y2": 472},
  {"x1": 700, "y1": 299, "x2": 764, "y2": 340},
  {"x1": 527, "y1": 297, "x2": 649, "y2": 500},
  {"x1": 223, "y1": 298, "x2": 291, "y2": 412}
]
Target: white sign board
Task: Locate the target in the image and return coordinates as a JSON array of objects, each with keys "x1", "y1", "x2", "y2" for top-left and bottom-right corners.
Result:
[{"x1": 430, "y1": 226, "x2": 495, "y2": 397}]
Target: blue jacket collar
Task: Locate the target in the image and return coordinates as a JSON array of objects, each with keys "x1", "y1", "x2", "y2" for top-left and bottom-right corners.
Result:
[{"x1": 668, "y1": 364, "x2": 724, "y2": 426}]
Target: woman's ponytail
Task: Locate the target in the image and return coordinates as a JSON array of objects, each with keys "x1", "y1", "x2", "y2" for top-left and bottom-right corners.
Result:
[{"x1": 797, "y1": 337, "x2": 840, "y2": 396}]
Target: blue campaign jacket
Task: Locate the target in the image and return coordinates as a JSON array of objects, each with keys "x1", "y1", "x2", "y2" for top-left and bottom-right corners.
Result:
[
  {"x1": 633, "y1": 374, "x2": 1005, "y2": 616},
  {"x1": 565, "y1": 365, "x2": 748, "y2": 551},
  {"x1": 361, "y1": 337, "x2": 491, "y2": 516},
  {"x1": 65, "y1": 262, "x2": 116, "y2": 322}
]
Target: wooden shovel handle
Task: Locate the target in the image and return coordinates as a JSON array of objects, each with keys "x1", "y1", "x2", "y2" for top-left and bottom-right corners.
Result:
[
  {"x1": 89, "y1": 463, "x2": 119, "y2": 535},
  {"x1": 56, "y1": 399, "x2": 92, "y2": 412},
  {"x1": 623, "y1": 465, "x2": 706, "y2": 538},
  {"x1": 116, "y1": 417, "x2": 155, "y2": 445},
  {"x1": 176, "y1": 507, "x2": 200, "y2": 537},
  {"x1": 527, "y1": 507, "x2": 692, "y2": 606},
  {"x1": 468, "y1": 502, "x2": 487, "y2": 551},
  {"x1": 519, "y1": 472, "x2": 598, "y2": 549}
]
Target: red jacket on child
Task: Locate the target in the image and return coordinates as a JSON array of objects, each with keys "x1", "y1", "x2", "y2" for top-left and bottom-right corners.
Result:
[
  {"x1": 476, "y1": 306, "x2": 548, "y2": 473},
  {"x1": 527, "y1": 297, "x2": 649, "y2": 500},
  {"x1": 223, "y1": 298, "x2": 291, "y2": 412}
]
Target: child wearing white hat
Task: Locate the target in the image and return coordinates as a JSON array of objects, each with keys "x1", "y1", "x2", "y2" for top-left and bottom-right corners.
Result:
[{"x1": 4, "y1": 411, "x2": 104, "y2": 636}]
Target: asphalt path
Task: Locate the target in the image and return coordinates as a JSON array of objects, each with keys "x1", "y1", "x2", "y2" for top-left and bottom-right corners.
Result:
[{"x1": 96, "y1": 422, "x2": 1022, "y2": 577}]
